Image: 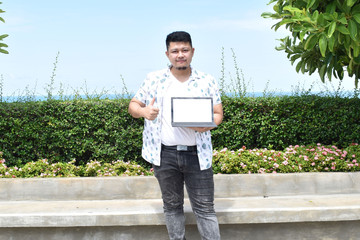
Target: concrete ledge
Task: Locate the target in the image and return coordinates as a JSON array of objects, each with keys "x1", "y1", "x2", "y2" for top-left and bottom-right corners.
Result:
[
  {"x1": 1, "y1": 172, "x2": 359, "y2": 200},
  {"x1": 0, "y1": 172, "x2": 359, "y2": 239},
  {"x1": 0, "y1": 195, "x2": 360, "y2": 228}
]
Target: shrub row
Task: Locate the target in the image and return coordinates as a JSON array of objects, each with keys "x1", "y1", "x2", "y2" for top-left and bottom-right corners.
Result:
[
  {"x1": 0, "y1": 99, "x2": 143, "y2": 166},
  {"x1": 1, "y1": 143, "x2": 359, "y2": 177},
  {"x1": 0, "y1": 95, "x2": 359, "y2": 166},
  {"x1": 212, "y1": 95, "x2": 360, "y2": 150}
]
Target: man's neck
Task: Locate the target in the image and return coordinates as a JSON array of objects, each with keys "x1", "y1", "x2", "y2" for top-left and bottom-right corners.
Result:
[{"x1": 170, "y1": 66, "x2": 192, "y2": 83}]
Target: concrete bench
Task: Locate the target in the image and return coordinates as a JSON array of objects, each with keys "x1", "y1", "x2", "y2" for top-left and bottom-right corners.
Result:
[{"x1": 0, "y1": 172, "x2": 359, "y2": 240}]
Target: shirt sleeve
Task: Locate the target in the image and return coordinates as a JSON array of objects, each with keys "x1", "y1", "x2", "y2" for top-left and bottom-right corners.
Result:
[
  {"x1": 209, "y1": 75, "x2": 222, "y2": 105},
  {"x1": 133, "y1": 74, "x2": 152, "y2": 105}
]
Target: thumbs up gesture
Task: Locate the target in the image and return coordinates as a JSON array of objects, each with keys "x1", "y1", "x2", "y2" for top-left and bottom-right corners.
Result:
[{"x1": 144, "y1": 97, "x2": 159, "y2": 121}]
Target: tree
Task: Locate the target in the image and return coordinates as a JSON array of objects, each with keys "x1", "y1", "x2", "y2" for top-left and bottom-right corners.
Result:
[
  {"x1": 262, "y1": 0, "x2": 360, "y2": 88},
  {"x1": 0, "y1": 1, "x2": 8, "y2": 54}
]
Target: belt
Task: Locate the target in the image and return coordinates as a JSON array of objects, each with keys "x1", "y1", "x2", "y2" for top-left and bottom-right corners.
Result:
[{"x1": 161, "y1": 144, "x2": 197, "y2": 152}]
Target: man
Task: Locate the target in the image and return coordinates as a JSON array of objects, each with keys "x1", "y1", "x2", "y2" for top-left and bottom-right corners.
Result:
[{"x1": 128, "y1": 31, "x2": 223, "y2": 240}]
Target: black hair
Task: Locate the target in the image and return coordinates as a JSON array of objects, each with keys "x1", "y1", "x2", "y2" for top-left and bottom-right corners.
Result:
[{"x1": 166, "y1": 31, "x2": 192, "y2": 50}]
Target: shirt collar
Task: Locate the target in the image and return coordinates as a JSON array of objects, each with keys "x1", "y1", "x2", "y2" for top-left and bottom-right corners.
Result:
[{"x1": 165, "y1": 65, "x2": 200, "y2": 82}]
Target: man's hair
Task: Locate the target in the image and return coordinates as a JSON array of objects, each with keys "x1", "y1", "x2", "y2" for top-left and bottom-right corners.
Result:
[{"x1": 166, "y1": 31, "x2": 192, "y2": 50}]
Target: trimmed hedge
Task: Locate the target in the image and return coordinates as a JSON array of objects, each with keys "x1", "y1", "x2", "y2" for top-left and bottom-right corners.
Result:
[
  {"x1": 0, "y1": 95, "x2": 359, "y2": 166},
  {"x1": 212, "y1": 95, "x2": 360, "y2": 150},
  {"x1": 0, "y1": 99, "x2": 144, "y2": 166}
]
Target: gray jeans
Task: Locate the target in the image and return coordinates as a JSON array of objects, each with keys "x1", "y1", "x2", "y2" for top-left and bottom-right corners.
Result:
[{"x1": 153, "y1": 145, "x2": 221, "y2": 240}]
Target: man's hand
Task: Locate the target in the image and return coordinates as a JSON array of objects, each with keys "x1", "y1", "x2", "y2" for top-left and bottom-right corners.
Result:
[
  {"x1": 143, "y1": 97, "x2": 160, "y2": 120},
  {"x1": 128, "y1": 97, "x2": 159, "y2": 121},
  {"x1": 187, "y1": 103, "x2": 223, "y2": 133}
]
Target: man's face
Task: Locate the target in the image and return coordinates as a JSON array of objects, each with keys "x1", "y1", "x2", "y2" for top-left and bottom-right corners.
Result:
[{"x1": 166, "y1": 42, "x2": 194, "y2": 70}]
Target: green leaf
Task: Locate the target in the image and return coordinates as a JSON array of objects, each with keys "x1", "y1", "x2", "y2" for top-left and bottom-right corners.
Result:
[
  {"x1": 323, "y1": 13, "x2": 334, "y2": 21},
  {"x1": 319, "y1": 35, "x2": 328, "y2": 57},
  {"x1": 300, "y1": 31, "x2": 306, "y2": 41},
  {"x1": 338, "y1": 17, "x2": 348, "y2": 25},
  {"x1": 326, "y1": 2, "x2": 336, "y2": 14},
  {"x1": 328, "y1": 21, "x2": 337, "y2": 37},
  {"x1": 283, "y1": 6, "x2": 304, "y2": 14},
  {"x1": 353, "y1": 13, "x2": 360, "y2": 24},
  {"x1": 307, "y1": 0, "x2": 316, "y2": 9},
  {"x1": 349, "y1": 58, "x2": 354, "y2": 75},
  {"x1": 312, "y1": 10, "x2": 319, "y2": 22},
  {"x1": 352, "y1": 41, "x2": 360, "y2": 57},
  {"x1": 328, "y1": 35, "x2": 336, "y2": 52},
  {"x1": 261, "y1": 12, "x2": 274, "y2": 18},
  {"x1": 296, "y1": 60, "x2": 302, "y2": 73},
  {"x1": 0, "y1": 17, "x2": 4, "y2": 23},
  {"x1": 327, "y1": 64, "x2": 333, "y2": 80},
  {"x1": 304, "y1": 34, "x2": 319, "y2": 50},
  {"x1": 352, "y1": 4, "x2": 360, "y2": 14},
  {"x1": 0, "y1": 48, "x2": 8, "y2": 54},
  {"x1": 290, "y1": 54, "x2": 301, "y2": 64},
  {"x1": 301, "y1": 60, "x2": 306, "y2": 74},
  {"x1": 337, "y1": 25, "x2": 350, "y2": 35},
  {"x1": 319, "y1": 64, "x2": 327, "y2": 82},
  {"x1": 348, "y1": 19, "x2": 358, "y2": 40},
  {"x1": 336, "y1": 67, "x2": 344, "y2": 80},
  {"x1": 347, "y1": 0, "x2": 357, "y2": 8},
  {"x1": 0, "y1": 34, "x2": 8, "y2": 40}
]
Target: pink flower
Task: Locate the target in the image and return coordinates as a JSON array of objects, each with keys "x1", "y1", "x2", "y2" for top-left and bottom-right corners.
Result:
[
  {"x1": 311, "y1": 162, "x2": 315, "y2": 166},
  {"x1": 220, "y1": 148, "x2": 228, "y2": 153}
]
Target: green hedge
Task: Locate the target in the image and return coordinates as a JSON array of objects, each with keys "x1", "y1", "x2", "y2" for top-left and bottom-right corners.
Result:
[
  {"x1": 0, "y1": 99, "x2": 144, "y2": 166},
  {"x1": 212, "y1": 95, "x2": 360, "y2": 150},
  {"x1": 0, "y1": 95, "x2": 359, "y2": 166}
]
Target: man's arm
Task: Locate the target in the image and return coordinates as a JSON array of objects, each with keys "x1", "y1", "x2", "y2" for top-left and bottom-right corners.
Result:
[
  {"x1": 189, "y1": 103, "x2": 223, "y2": 133},
  {"x1": 128, "y1": 97, "x2": 159, "y2": 120}
]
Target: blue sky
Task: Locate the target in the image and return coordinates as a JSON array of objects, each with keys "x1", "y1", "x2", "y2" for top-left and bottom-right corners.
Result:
[{"x1": 0, "y1": 0, "x2": 357, "y2": 97}]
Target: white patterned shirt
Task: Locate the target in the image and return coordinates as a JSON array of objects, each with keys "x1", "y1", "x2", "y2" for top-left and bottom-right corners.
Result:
[{"x1": 133, "y1": 67, "x2": 222, "y2": 170}]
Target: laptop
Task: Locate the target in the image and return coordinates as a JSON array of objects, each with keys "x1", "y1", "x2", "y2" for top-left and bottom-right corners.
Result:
[{"x1": 171, "y1": 97, "x2": 217, "y2": 127}]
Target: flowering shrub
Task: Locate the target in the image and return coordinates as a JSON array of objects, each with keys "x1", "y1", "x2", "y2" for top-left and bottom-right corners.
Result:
[
  {"x1": 0, "y1": 143, "x2": 359, "y2": 178},
  {"x1": 212, "y1": 143, "x2": 360, "y2": 174},
  {"x1": 0, "y1": 152, "x2": 153, "y2": 178},
  {"x1": 82, "y1": 160, "x2": 153, "y2": 177}
]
